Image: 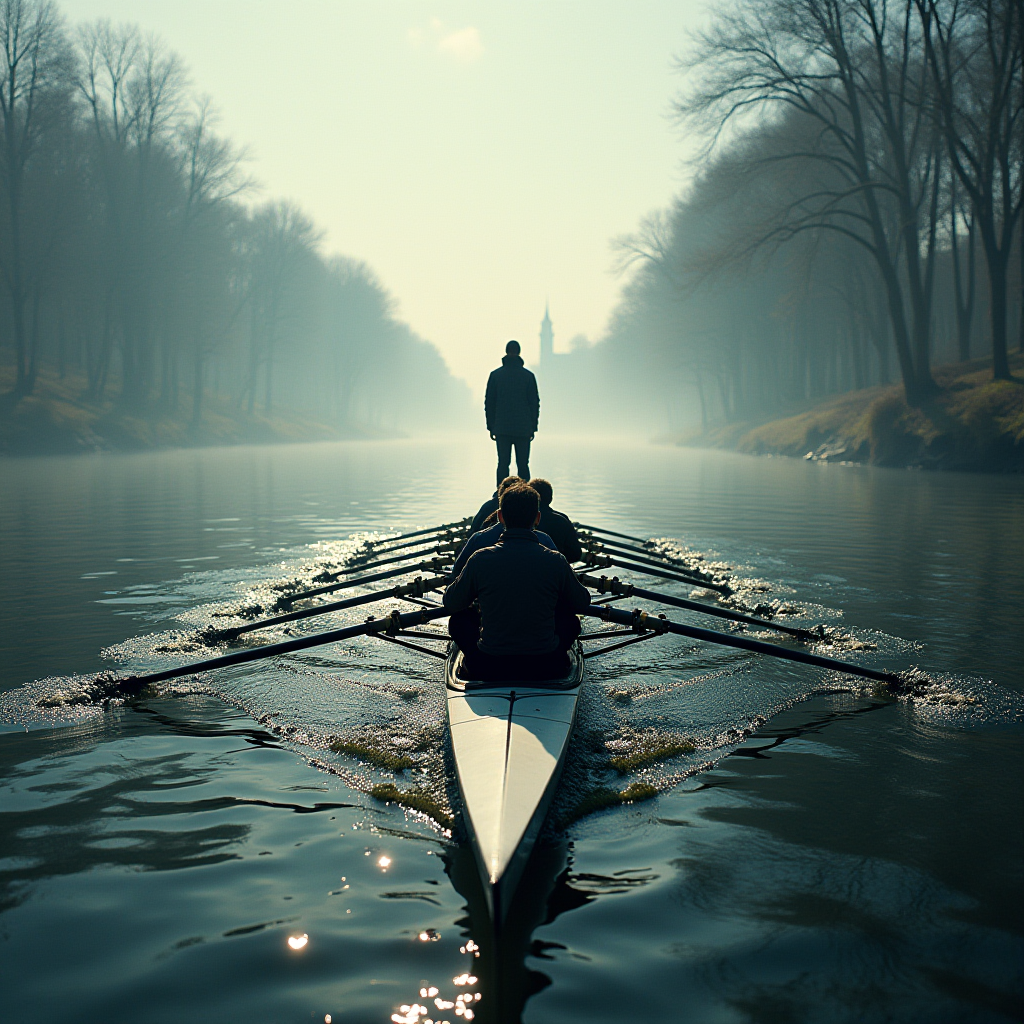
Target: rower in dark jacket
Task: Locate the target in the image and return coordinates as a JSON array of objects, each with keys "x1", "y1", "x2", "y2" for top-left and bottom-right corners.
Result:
[
  {"x1": 471, "y1": 476, "x2": 582, "y2": 563},
  {"x1": 484, "y1": 340, "x2": 539, "y2": 487},
  {"x1": 450, "y1": 519, "x2": 556, "y2": 579},
  {"x1": 527, "y1": 477, "x2": 583, "y2": 564},
  {"x1": 470, "y1": 475, "x2": 523, "y2": 533},
  {"x1": 444, "y1": 484, "x2": 590, "y2": 681}
]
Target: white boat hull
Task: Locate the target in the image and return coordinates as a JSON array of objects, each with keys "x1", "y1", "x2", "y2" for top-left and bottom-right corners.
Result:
[{"x1": 445, "y1": 644, "x2": 584, "y2": 927}]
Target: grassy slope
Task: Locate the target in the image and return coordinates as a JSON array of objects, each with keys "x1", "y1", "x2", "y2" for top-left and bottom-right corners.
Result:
[
  {"x1": 0, "y1": 366, "x2": 381, "y2": 456},
  {"x1": 679, "y1": 355, "x2": 1024, "y2": 472}
]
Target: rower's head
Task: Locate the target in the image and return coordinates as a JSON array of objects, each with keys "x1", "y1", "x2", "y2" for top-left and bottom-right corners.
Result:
[
  {"x1": 505, "y1": 340, "x2": 521, "y2": 356},
  {"x1": 527, "y1": 478, "x2": 553, "y2": 507},
  {"x1": 497, "y1": 484, "x2": 541, "y2": 530},
  {"x1": 497, "y1": 475, "x2": 524, "y2": 496}
]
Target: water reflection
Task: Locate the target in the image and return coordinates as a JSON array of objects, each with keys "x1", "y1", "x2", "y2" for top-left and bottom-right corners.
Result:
[
  {"x1": 0, "y1": 721, "x2": 252, "y2": 914},
  {"x1": 1, "y1": 439, "x2": 1021, "y2": 1022},
  {"x1": 432, "y1": 836, "x2": 662, "y2": 1024}
]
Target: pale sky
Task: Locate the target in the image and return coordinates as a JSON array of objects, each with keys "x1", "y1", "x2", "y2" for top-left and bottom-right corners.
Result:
[{"x1": 61, "y1": 1, "x2": 707, "y2": 394}]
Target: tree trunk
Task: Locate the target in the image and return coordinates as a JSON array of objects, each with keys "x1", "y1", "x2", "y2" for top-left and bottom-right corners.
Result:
[
  {"x1": 695, "y1": 371, "x2": 708, "y2": 431},
  {"x1": 873, "y1": 252, "x2": 920, "y2": 401},
  {"x1": 988, "y1": 248, "x2": 1011, "y2": 379},
  {"x1": 1019, "y1": 205, "x2": 1024, "y2": 354},
  {"x1": 191, "y1": 345, "x2": 204, "y2": 426},
  {"x1": 57, "y1": 316, "x2": 66, "y2": 380},
  {"x1": 264, "y1": 336, "x2": 274, "y2": 415},
  {"x1": 950, "y1": 182, "x2": 977, "y2": 362},
  {"x1": 26, "y1": 287, "x2": 42, "y2": 392},
  {"x1": 7, "y1": 176, "x2": 29, "y2": 394}
]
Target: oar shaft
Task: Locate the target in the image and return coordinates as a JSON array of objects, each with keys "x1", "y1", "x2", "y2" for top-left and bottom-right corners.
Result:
[
  {"x1": 113, "y1": 607, "x2": 451, "y2": 691},
  {"x1": 353, "y1": 529, "x2": 467, "y2": 561},
  {"x1": 586, "y1": 606, "x2": 899, "y2": 685},
  {"x1": 586, "y1": 542, "x2": 718, "y2": 583},
  {"x1": 225, "y1": 575, "x2": 450, "y2": 638},
  {"x1": 280, "y1": 558, "x2": 452, "y2": 605},
  {"x1": 360, "y1": 519, "x2": 471, "y2": 548},
  {"x1": 334, "y1": 541, "x2": 458, "y2": 577},
  {"x1": 343, "y1": 544, "x2": 439, "y2": 573},
  {"x1": 583, "y1": 535, "x2": 703, "y2": 571},
  {"x1": 596, "y1": 555, "x2": 730, "y2": 594},
  {"x1": 578, "y1": 574, "x2": 816, "y2": 640},
  {"x1": 574, "y1": 522, "x2": 651, "y2": 546}
]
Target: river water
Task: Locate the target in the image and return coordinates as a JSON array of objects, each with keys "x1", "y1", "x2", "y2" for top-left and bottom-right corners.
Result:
[{"x1": 1, "y1": 437, "x2": 1021, "y2": 1024}]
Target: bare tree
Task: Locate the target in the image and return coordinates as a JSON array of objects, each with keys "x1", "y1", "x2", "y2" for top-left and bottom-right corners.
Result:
[
  {"x1": 174, "y1": 99, "x2": 250, "y2": 423},
  {"x1": 238, "y1": 200, "x2": 321, "y2": 416},
  {"x1": 75, "y1": 20, "x2": 187, "y2": 403},
  {"x1": 918, "y1": 0, "x2": 1023, "y2": 379},
  {"x1": 675, "y1": 0, "x2": 951, "y2": 404},
  {"x1": 948, "y1": 171, "x2": 978, "y2": 360},
  {"x1": 0, "y1": 0, "x2": 72, "y2": 395},
  {"x1": 0, "y1": 14, "x2": 472, "y2": 439}
]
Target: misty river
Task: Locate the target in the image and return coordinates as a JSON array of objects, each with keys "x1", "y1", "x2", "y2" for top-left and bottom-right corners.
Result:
[{"x1": 1, "y1": 437, "x2": 1022, "y2": 1024}]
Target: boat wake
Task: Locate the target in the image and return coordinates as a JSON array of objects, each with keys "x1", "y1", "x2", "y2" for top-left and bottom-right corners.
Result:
[{"x1": 2, "y1": 529, "x2": 1020, "y2": 838}]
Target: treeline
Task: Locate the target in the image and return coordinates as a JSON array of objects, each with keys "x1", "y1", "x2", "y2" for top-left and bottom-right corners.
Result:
[
  {"x1": 0, "y1": 1, "x2": 470, "y2": 431},
  {"x1": 575, "y1": 0, "x2": 1022, "y2": 431}
]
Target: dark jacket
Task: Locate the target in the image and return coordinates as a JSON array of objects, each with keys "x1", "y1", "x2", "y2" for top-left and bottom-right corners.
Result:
[
  {"x1": 484, "y1": 354, "x2": 540, "y2": 436},
  {"x1": 471, "y1": 498, "x2": 582, "y2": 562},
  {"x1": 470, "y1": 494, "x2": 499, "y2": 533},
  {"x1": 450, "y1": 522, "x2": 555, "y2": 579},
  {"x1": 539, "y1": 507, "x2": 582, "y2": 563},
  {"x1": 443, "y1": 528, "x2": 591, "y2": 655}
]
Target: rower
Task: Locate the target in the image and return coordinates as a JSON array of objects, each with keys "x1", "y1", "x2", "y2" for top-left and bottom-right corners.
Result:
[
  {"x1": 527, "y1": 478, "x2": 583, "y2": 564},
  {"x1": 470, "y1": 475, "x2": 523, "y2": 533},
  {"x1": 443, "y1": 484, "x2": 591, "y2": 682},
  {"x1": 450, "y1": 512, "x2": 556, "y2": 580}
]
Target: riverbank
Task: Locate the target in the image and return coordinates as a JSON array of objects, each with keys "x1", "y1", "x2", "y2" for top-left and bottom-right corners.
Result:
[
  {"x1": 0, "y1": 367, "x2": 388, "y2": 456},
  {"x1": 676, "y1": 356, "x2": 1024, "y2": 472}
]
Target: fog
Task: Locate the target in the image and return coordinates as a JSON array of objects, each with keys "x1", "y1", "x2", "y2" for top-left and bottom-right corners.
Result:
[{"x1": 0, "y1": 0, "x2": 1021, "y2": 443}]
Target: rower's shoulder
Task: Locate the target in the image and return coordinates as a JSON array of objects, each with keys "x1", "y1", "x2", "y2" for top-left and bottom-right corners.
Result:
[{"x1": 534, "y1": 541, "x2": 569, "y2": 565}]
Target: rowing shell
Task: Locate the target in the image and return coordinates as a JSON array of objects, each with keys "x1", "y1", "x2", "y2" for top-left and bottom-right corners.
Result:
[{"x1": 445, "y1": 643, "x2": 585, "y2": 928}]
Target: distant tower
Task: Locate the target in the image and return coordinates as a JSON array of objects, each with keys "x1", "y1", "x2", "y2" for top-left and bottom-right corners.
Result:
[{"x1": 539, "y1": 303, "x2": 553, "y2": 367}]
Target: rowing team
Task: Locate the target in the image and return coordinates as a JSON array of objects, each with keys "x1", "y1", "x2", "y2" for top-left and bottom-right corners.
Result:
[{"x1": 443, "y1": 476, "x2": 591, "y2": 683}]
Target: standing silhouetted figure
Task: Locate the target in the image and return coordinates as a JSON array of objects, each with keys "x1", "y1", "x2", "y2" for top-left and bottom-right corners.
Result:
[{"x1": 485, "y1": 340, "x2": 539, "y2": 487}]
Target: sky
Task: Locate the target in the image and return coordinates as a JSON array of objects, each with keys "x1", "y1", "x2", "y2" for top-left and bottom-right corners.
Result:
[{"x1": 62, "y1": 1, "x2": 708, "y2": 394}]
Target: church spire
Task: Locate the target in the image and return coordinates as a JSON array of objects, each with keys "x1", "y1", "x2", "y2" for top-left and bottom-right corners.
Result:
[{"x1": 539, "y1": 302, "x2": 553, "y2": 366}]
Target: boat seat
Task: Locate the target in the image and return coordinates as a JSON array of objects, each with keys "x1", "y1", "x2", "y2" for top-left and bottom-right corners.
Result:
[{"x1": 453, "y1": 648, "x2": 580, "y2": 690}]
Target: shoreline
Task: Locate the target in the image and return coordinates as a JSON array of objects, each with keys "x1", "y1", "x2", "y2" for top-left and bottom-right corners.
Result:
[
  {"x1": 669, "y1": 357, "x2": 1024, "y2": 473},
  {"x1": 0, "y1": 367, "x2": 399, "y2": 457}
]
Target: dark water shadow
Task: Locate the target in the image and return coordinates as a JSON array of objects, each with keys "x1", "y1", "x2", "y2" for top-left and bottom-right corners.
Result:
[
  {"x1": 443, "y1": 839, "x2": 569, "y2": 1024},
  {"x1": 0, "y1": 744, "x2": 251, "y2": 913},
  {"x1": 442, "y1": 836, "x2": 659, "y2": 1024},
  {"x1": 0, "y1": 700, "x2": 354, "y2": 916}
]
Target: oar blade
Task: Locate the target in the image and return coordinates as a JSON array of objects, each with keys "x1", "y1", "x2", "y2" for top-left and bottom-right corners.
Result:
[{"x1": 586, "y1": 605, "x2": 901, "y2": 686}]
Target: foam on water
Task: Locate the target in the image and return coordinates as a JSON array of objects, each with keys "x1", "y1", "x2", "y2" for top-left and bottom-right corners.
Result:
[{"x1": 3, "y1": 525, "x2": 1016, "y2": 843}]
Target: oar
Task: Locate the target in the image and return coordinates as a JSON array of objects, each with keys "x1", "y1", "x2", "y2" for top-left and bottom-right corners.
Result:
[
  {"x1": 580, "y1": 533, "x2": 710, "y2": 573},
  {"x1": 278, "y1": 557, "x2": 452, "y2": 607},
  {"x1": 578, "y1": 573, "x2": 821, "y2": 641},
  {"x1": 585, "y1": 540, "x2": 720, "y2": 581},
  {"x1": 88, "y1": 607, "x2": 451, "y2": 698},
  {"x1": 588, "y1": 553, "x2": 732, "y2": 595},
  {"x1": 324, "y1": 540, "x2": 460, "y2": 579},
  {"x1": 586, "y1": 605, "x2": 904, "y2": 686},
  {"x1": 211, "y1": 575, "x2": 448, "y2": 641},
  {"x1": 574, "y1": 522, "x2": 652, "y2": 547},
  {"x1": 583, "y1": 539, "x2": 719, "y2": 583},
  {"x1": 350, "y1": 529, "x2": 468, "y2": 562},
  {"x1": 357, "y1": 519, "x2": 471, "y2": 549}
]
